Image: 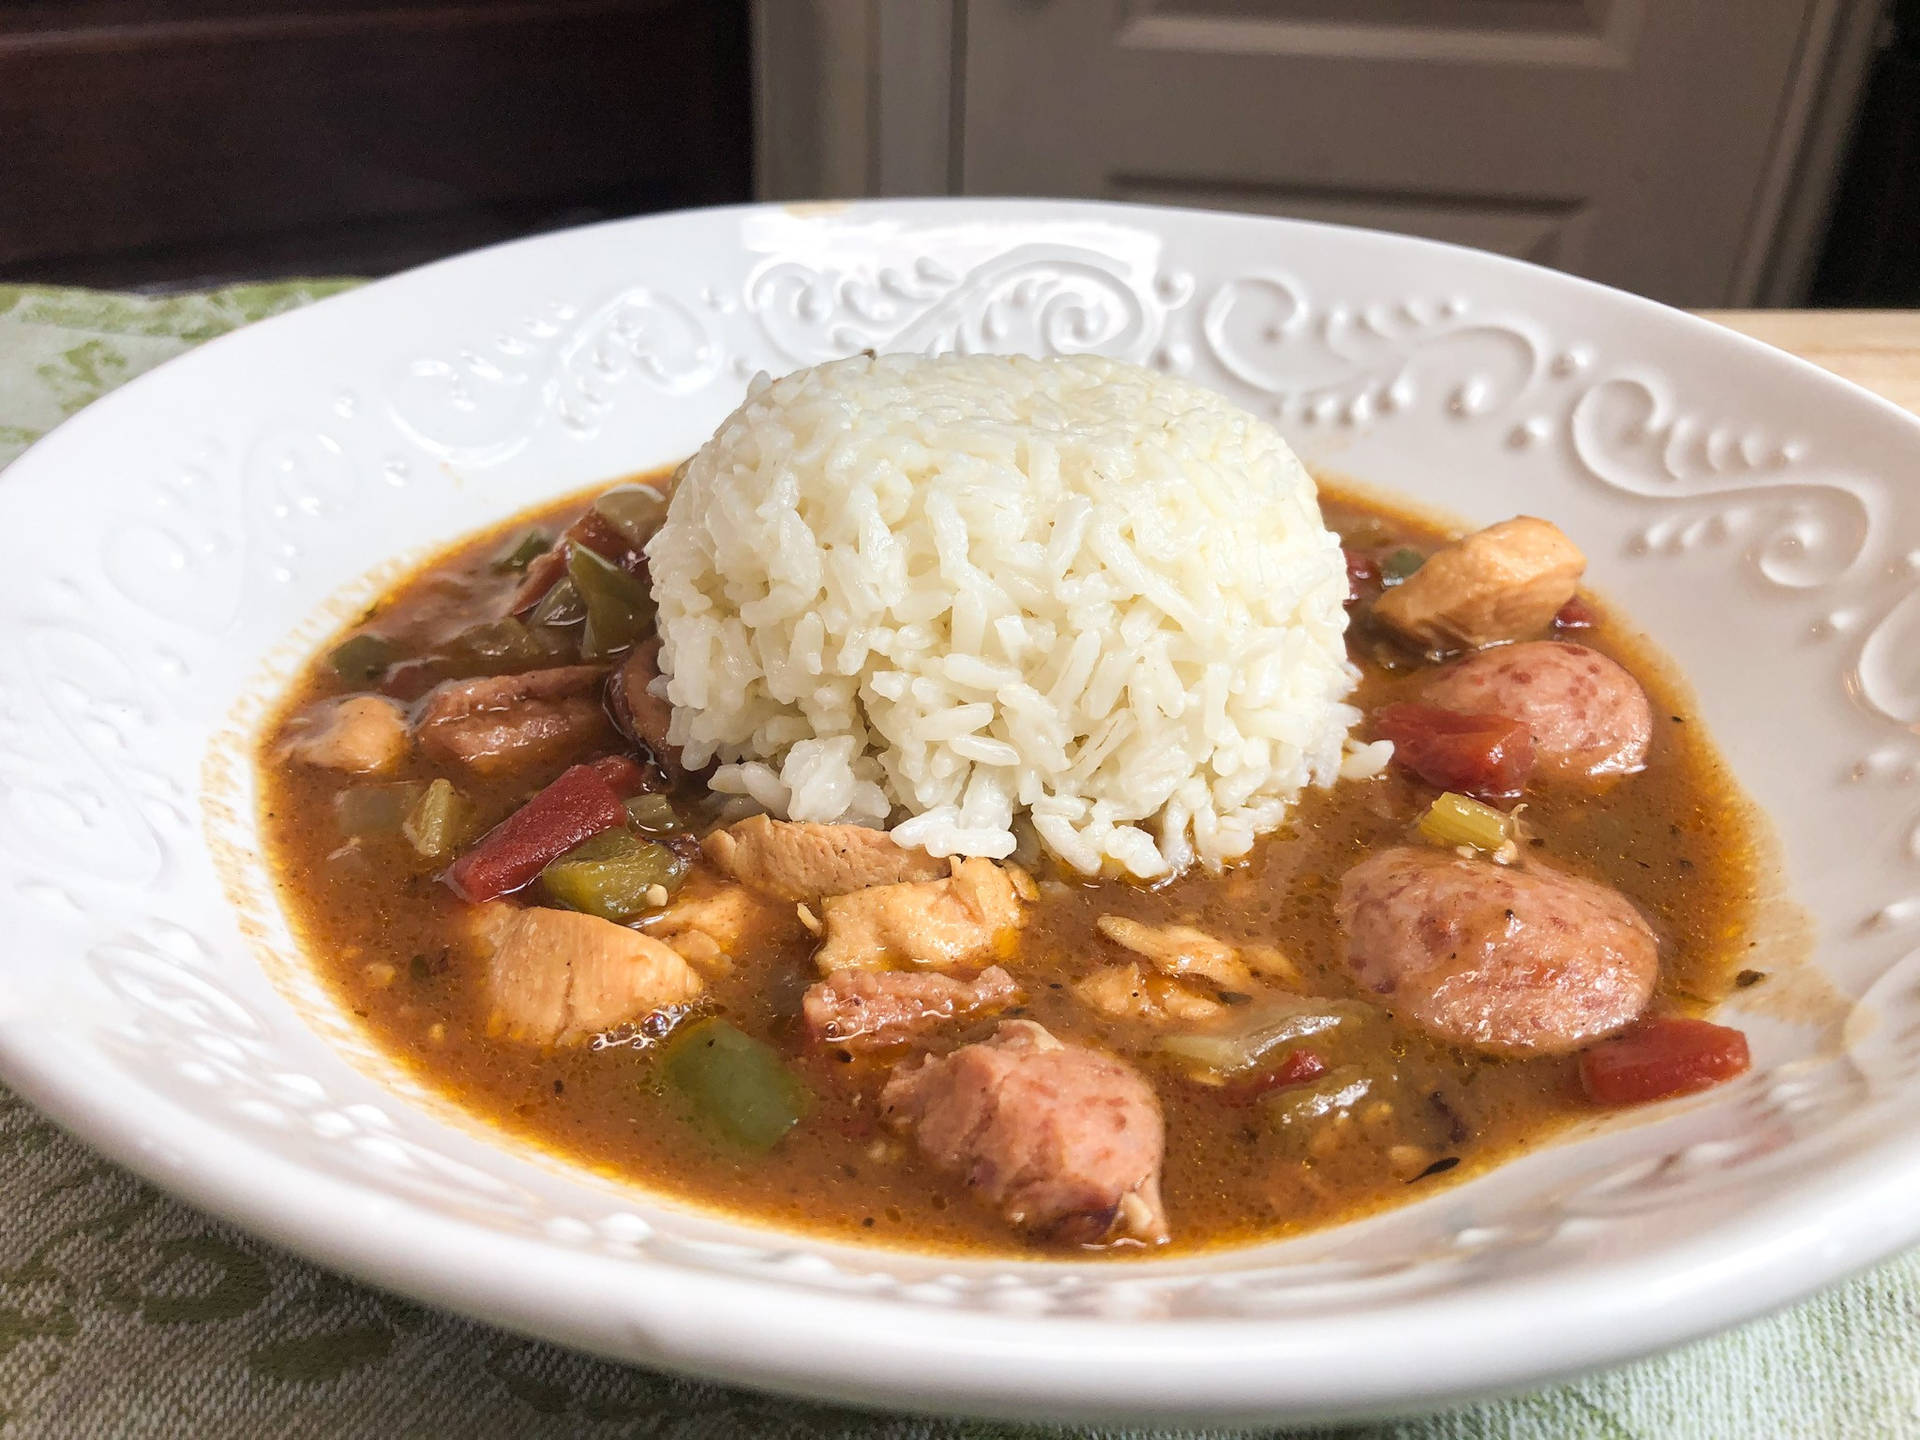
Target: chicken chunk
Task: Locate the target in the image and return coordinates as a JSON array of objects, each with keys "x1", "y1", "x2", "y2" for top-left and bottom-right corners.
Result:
[
  {"x1": 705, "y1": 814, "x2": 949, "y2": 902},
  {"x1": 416, "y1": 665, "x2": 612, "y2": 775},
  {"x1": 1094, "y1": 916, "x2": 1254, "y2": 990},
  {"x1": 467, "y1": 902, "x2": 702, "y2": 1045},
  {"x1": 644, "y1": 874, "x2": 785, "y2": 971},
  {"x1": 280, "y1": 695, "x2": 410, "y2": 774},
  {"x1": 1338, "y1": 846, "x2": 1657, "y2": 1056},
  {"x1": 813, "y1": 858, "x2": 1028, "y2": 972},
  {"x1": 1073, "y1": 962, "x2": 1223, "y2": 1025},
  {"x1": 1374, "y1": 516, "x2": 1584, "y2": 653},
  {"x1": 881, "y1": 1020, "x2": 1168, "y2": 1245},
  {"x1": 802, "y1": 966, "x2": 1020, "y2": 1051}
]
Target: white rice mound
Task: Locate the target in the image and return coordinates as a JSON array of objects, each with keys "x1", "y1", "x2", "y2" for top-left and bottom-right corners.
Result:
[{"x1": 647, "y1": 352, "x2": 1377, "y2": 878}]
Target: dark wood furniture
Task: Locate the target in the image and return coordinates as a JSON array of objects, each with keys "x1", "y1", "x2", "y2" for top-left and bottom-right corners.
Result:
[
  {"x1": 0, "y1": 0, "x2": 752, "y2": 286},
  {"x1": 1811, "y1": 0, "x2": 1919, "y2": 306}
]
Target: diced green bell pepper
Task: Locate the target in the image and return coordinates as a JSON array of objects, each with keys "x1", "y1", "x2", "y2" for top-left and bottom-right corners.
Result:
[
  {"x1": 540, "y1": 829, "x2": 686, "y2": 921},
  {"x1": 447, "y1": 616, "x2": 555, "y2": 669},
  {"x1": 623, "y1": 794, "x2": 681, "y2": 833},
  {"x1": 527, "y1": 576, "x2": 586, "y2": 630},
  {"x1": 328, "y1": 633, "x2": 393, "y2": 685},
  {"x1": 567, "y1": 543, "x2": 655, "y2": 660},
  {"x1": 492, "y1": 529, "x2": 553, "y2": 572},
  {"x1": 592, "y1": 484, "x2": 669, "y2": 551},
  {"x1": 661, "y1": 1018, "x2": 812, "y2": 1153},
  {"x1": 402, "y1": 778, "x2": 475, "y2": 860},
  {"x1": 1381, "y1": 547, "x2": 1426, "y2": 582}
]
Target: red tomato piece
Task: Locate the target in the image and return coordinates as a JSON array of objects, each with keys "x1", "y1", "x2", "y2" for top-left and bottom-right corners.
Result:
[
  {"x1": 1578, "y1": 1018, "x2": 1751, "y2": 1106},
  {"x1": 581, "y1": 753, "x2": 651, "y2": 796},
  {"x1": 1553, "y1": 595, "x2": 1598, "y2": 630},
  {"x1": 1373, "y1": 701, "x2": 1536, "y2": 799},
  {"x1": 1271, "y1": 1049, "x2": 1328, "y2": 1088},
  {"x1": 445, "y1": 756, "x2": 647, "y2": 902},
  {"x1": 1343, "y1": 548, "x2": 1382, "y2": 605},
  {"x1": 1246, "y1": 1049, "x2": 1328, "y2": 1095}
]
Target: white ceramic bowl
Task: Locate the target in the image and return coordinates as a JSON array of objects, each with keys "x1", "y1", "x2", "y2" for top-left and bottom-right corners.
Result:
[{"x1": 3, "y1": 200, "x2": 1919, "y2": 1427}]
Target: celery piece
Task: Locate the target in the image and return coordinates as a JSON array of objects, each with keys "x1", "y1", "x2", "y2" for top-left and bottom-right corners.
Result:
[
  {"x1": 592, "y1": 484, "x2": 669, "y2": 551},
  {"x1": 1381, "y1": 547, "x2": 1426, "y2": 581},
  {"x1": 328, "y1": 633, "x2": 393, "y2": 685},
  {"x1": 491, "y1": 529, "x2": 552, "y2": 573},
  {"x1": 567, "y1": 543, "x2": 655, "y2": 660},
  {"x1": 402, "y1": 778, "x2": 475, "y2": 860},
  {"x1": 624, "y1": 794, "x2": 682, "y2": 833},
  {"x1": 1416, "y1": 792, "x2": 1515, "y2": 854},
  {"x1": 334, "y1": 782, "x2": 425, "y2": 838},
  {"x1": 661, "y1": 1018, "x2": 811, "y2": 1153},
  {"x1": 540, "y1": 829, "x2": 686, "y2": 921}
]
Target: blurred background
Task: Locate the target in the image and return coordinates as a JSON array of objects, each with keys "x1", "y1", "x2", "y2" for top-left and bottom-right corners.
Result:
[{"x1": 1, "y1": 0, "x2": 1911, "y2": 307}]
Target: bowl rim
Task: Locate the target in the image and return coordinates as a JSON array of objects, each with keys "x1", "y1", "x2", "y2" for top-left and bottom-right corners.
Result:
[{"x1": 5, "y1": 196, "x2": 1920, "y2": 1424}]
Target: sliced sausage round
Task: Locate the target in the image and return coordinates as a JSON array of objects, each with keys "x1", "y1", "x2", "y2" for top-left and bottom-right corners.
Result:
[
  {"x1": 1422, "y1": 640, "x2": 1652, "y2": 781},
  {"x1": 1337, "y1": 846, "x2": 1657, "y2": 1057},
  {"x1": 881, "y1": 1020, "x2": 1168, "y2": 1245},
  {"x1": 610, "y1": 636, "x2": 692, "y2": 784}
]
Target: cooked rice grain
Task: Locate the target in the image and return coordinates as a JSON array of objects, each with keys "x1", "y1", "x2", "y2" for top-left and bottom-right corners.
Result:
[{"x1": 647, "y1": 353, "x2": 1366, "y2": 877}]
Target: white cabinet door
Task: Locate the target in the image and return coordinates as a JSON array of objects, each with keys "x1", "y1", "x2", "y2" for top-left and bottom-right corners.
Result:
[{"x1": 958, "y1": 0, "x2": 1841, "y2": 304}]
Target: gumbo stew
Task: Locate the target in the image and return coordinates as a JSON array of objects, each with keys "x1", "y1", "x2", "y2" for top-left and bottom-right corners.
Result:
[{"x1": 258, "y1": 472, "x2": 1765, "y2": 1256}]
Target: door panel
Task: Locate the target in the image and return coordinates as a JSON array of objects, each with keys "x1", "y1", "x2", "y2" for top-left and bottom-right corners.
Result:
[
  {"x1": 1109, "y1": 180, "x2": 1591, "y2": 265},
  {"x1": 1119, "y1": 0, "x2": 1628, "y2": 63},
  {"x1": 960, "y1": 0, "x2": 1820, "y2": 303}
]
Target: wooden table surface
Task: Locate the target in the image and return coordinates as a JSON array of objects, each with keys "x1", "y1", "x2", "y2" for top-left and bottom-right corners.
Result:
[{"x1": 1703, "y1": 310, "x2": 1920, "y2": 419}]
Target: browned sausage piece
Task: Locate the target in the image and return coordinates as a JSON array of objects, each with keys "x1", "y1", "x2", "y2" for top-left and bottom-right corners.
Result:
[
  {"x1": 881, "y1": 1020, "x2": 1168, "y2": 1245},
  {"x1": 1337, "y1": 846, "x2": 1657, "y2": 1057},
  {"x1": 610, "y1": 637, "x2": 691, "y2": 783},
  {"x1": 802, "y1": 966, "x2": 1019, "y2": 1051},
  {"x1": 416, "y1": 665, "x2": 612, "y2": 775},
  {"x1": 1422, "y1": 641, "x2": 1652, "y2": 781}
]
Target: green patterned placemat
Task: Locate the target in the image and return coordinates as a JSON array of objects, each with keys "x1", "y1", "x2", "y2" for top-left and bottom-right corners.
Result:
[
  {"x1": 1, "y1": 283, "x2": 1915, "y2": 1439},
  {"x1": 0, "y1": 283, "x2": 361, "y2": 469}
]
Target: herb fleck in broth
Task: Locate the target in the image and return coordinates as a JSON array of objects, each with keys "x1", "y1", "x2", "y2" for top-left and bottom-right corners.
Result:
[{"x1": 256, "y1": 472, "x2": 1765, "y2": 1256}]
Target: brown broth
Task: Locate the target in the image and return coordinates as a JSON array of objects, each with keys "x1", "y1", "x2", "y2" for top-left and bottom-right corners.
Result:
[{"x1": 255, "y1": 474, "x2": 1765, "y2": 1257}]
